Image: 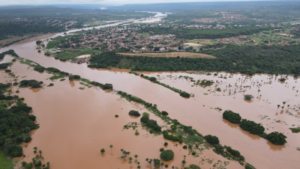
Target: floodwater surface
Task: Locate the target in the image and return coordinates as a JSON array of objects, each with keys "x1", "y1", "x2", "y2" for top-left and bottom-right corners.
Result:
[
  {"x1": 1, "y1": 61, "x2": 241, "y2": 169},
  {"x1": 0, "y1": 33, "x2": 299, "y2": 169}
]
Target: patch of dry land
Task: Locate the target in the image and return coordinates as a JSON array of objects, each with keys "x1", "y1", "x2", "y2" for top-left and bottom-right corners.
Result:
[
  {"x1": 76, "y1": 54, "x2": 91, "y2": 59},
  {"x1": 118, "y1": 52, "x2": 215, "y2": 58},
  {"x1": 183, "y1": 43, "x2": 203, "y2": 47}
]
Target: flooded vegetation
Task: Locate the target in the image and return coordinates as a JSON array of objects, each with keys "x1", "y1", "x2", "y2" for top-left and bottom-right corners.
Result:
[
  {"x1": 1, "y1": 2, "x2": 300, "y2": 169},
  {"x1": 0, "y1": 40, "x2": 299, "y2": 169}
]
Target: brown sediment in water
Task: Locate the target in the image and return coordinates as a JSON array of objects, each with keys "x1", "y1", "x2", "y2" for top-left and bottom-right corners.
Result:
[
  {"x1": 0, "y1": 62, "x2": 241, "y2": 169},
  {"x1": 0, "y1": 37, "x2": 299, "y2": 168}
]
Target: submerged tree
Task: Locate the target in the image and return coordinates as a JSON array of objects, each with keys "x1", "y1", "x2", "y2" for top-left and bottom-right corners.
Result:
[{"x1": 244, "y1": 94, "x2": 254, "y2": 101}]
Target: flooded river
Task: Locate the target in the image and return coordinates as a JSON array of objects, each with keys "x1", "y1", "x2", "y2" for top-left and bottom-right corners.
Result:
[{"x1": 0, "y1": 14, "x2": 299, "y2": 169}]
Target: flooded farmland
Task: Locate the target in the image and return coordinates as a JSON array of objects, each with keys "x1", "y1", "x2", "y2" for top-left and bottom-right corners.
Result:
[{"x1": 0, "y1": 36, "x2": 299, "y2": 169}]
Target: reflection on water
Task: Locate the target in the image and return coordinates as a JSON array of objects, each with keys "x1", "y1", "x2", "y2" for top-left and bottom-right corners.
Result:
[{"x1": 69, "y1": 80, "x2": 75, "y2": 87}]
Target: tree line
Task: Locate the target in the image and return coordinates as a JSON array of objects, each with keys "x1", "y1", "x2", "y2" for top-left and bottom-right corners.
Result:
[
  {"x1": 88, "y1": 44, "x2": 300, "y2": 76},
  {"x1": 0, "y1": 83, "x2": 39, "y2": 157},
  {"x1": 223, "y1": 110, "x2": 287, "y2": 145}
]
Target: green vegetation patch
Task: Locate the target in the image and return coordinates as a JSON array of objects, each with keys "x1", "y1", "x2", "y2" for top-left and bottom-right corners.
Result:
[
  {"x1": 223, "y1": 110, "x2": 242, "y2": 124},
  {"x1": 266, "y1": 132, "x2": 287, "y2": 145},
  {"x1": 129, "y1": 110, "x2": 141, "y2": 117},
  {"x1": 19, "y1": 80, "x2": 42, "y2": 88},
  {"x1": 140, "y1": 74, "x2": 192, "y2": 98},
  {"x1": 0, "y1": 151, "x2": 13, "y2": 169},
  {"x1": 160, "y1": 150, "x2": 174, "y2": 161},
  {"x1": 289, "y1": 127, "x2": 300, "y2": 133},
  {"x1": 49, "y1": 74, "x2": 65, "y2": 80},
  {"x1": 47, "y1": 36, "x2": 70, "y2": 49},
  {"x1": 0, "y1": 83, "x2": 39, "y2": 157},
  {"x1": 55, "y1": 48, "x2": 101, "y2": 60},
  {"x1": 0, "y1": 50, "x2": 19, "y2": 59}
]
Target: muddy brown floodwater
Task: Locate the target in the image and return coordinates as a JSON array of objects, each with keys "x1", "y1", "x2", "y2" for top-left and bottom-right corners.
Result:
[
  {"x1": 1, "y1": 61, "x2": 241, "y2": 169},
  {"x1": 0, "y1": 35, "x2": 299, "y2": 169}
]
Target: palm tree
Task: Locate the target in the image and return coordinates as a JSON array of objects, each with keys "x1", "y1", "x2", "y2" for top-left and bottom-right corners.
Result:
[
  {"x1": 134, "y1": 154, "x2": 138, "y2": 161},
  {"x1": 101, "y1": 148, "x2": 105, "y2": 154},
  {"x1": 109, "y1": 145, "x2": 113, "y2": 151}
]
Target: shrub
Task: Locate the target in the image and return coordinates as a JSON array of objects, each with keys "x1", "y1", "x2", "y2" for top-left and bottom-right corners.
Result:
[
  {"x1": 183, "y1": 145, "x2": 187, "y2": 149},
  {"x1": 180, "y1": 92, "x2": 190, "y2": 98},
  {"x1": 245, "y1": 163, "x2": 256, "y2": 169},
  {"x1": 147, "y1": 119, "x2": 161, "y2": 132},
  {"x1": 162, "y1": 111, "x2": 168, "y2": 116},
  {"x1": 0, "y1": 63, "x2": 10, "y2": 69},
  {"x1": 214, "y1": 144, "x2": 224, "y2": 154},
  {"x1": 240, "y1": 119, "x2": 264, "y2": 135},
  {"x1": 30, "y1": 81, "x2": 42, "y2": 88},
  {"x1": 3, "y1": 144, "x2": 23, "y2": 157},
  {"x1": 73, "y1": 75, "x2": 81, "y2": 79},
  {"x1": 34, "y1": 66, "x2": 45, "y2": 73},
  {"x1": 223, "y1": 110, "x2": 241, "y2": 124},
  {"x1": 244, "y1": 94, "x2": 254, "y2": 101},
  {"x1": 226, "y1": 147, "x2": 240, "y2": 157},
  {"x1": 160, "y1": 148, "x2": 164, "y2": 152},
  {"x1": 160, "y1": 150, "x2": 174, "y2": 161},
  {"x1": 140, "y1": 113, "x2": 161, "y2": 131},
  {"x1": 46, "y1": 67, "x2": 60, "y2": 73},
  {"x1": 25, "y1": 163, "x2": 33, "y2": 169},
  {"x1": 266, "y1": 132, "x2": 287, "y2": 145},
  {"x1": 149, "y1": 77, "x2": 157, "y2": 82},
  {"x1": 129, "y1": 110, "x2": 141, "y2": 117},
  {"x1": 140, "y1": 112, "x2": 149, "y2": 123},
  {"x1": 189, "y1": 164, "x2": 201, "y2": 169},
  {"x1": 5, "y1": 69, "x2": 11, "y2": 72},
  {"x1": 19, "y1": 80, "x2": 42, "y2": 88},
  {"x1": 44, "y1": 51, "x2": 51, "y2": 56},
  {"x1": 28, "y1": 115, "x2": 36, "y2": 121},
  {"x1": 69, "y1": 75, "x2": 74, "y2": 81},
  {"x1": 36, "y1": 40, "x2": 42, "y2": 45},
  {"x1": 164, "y1": 142, "x2": 168, "y2": 146},
  {"x1": 22, "y1": 161, "x2": 27, "y2": 167},
  {"x1": 204, "y1": 135, "x2": 219, "y2": 145},
  {"x1": 115, "y1": 115, "x2": 119, "y2": 118},
  {"x1": 191, "y1": 151, "x2": 196, "y2": 156},
  {"x1": 103, "y1": 83, "x2": 113, "y2": 90}
]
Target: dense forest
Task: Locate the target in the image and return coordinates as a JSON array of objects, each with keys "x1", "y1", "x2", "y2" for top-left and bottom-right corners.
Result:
[
  {"x1": 89, "y1": 44, "x2": 300, "y2": 76},
  {"x1": 0, "y1": 6, "x2": 153, "y2": 39},
  {"x1": 139, "y1": 27, "x2": 269, "y2": 39},
  {"x1": 0, "y1": 23, "x2": 65, "y2": 40},
  {"x1": 0, "y1": 83, "x2": 39, "y2": 157}
]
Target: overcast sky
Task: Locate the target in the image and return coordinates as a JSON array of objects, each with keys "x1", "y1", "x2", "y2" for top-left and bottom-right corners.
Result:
[{"x1": 0, "y1": 0, "x2": 279, "y2": 5}]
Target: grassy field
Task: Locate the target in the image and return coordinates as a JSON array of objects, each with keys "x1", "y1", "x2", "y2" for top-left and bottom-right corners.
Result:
[
  {"x1": 54, "y1": 48, "x2": 101, "y2": 60},
  {"x1": 0, "y1": 151, "x2": 13, "y2": 169},
  {"x1": 46, "y1": 36, "x2": 70, "y2": 49},
  {"x1": 249, "y1": 30, "x2": 299, "y2": 44},
  {"x1": 118, "y1": 52, "x2": 215, "y2": 58}
]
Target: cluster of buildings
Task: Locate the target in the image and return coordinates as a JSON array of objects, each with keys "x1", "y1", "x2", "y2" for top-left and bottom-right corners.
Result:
[{"x1": 60, "y1": 25, "x2": 182, "y2": 53}]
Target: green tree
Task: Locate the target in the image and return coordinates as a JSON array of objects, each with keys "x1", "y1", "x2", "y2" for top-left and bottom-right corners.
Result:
[
  {"x1": 160, "y1": 150, "x2": 174, "y2": 161},
  {"x1": 266, "y1": 132, "x2": 287, "y2": 145}
]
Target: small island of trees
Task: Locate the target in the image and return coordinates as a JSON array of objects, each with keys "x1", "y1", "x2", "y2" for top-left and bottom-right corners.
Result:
[{"x1": 160, "y1": 150, "x2": 174, "y2": 161}]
